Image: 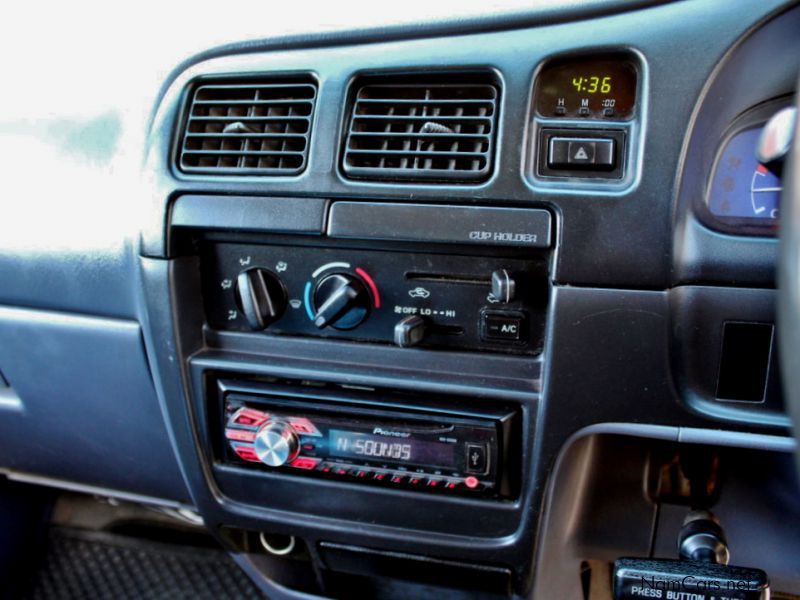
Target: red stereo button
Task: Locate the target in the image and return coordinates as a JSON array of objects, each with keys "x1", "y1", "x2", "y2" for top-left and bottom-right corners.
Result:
[
  {"x1": 225, "y1": 428, "x2": 257, "y2": 443},
  {"x1": 232, "y1": 408, "x2": 269, "y2": 427},
  {"x1": 389, "y1": 474, "x2": 407, "y2": 485},
  {"x1": 319, "y1": 463, "x2": 333, "y2": 474},
  {"x1": 289, "y1": 457, "x2": 320, "y2": 470},
  {"x1": 372, "y1": 472, "x2": 388, "y2": 482},
  {"x1": 288, "y1": 417, "x2": 320, "y2": 436},
  {"x1": 354, "y1": 469, "x2": 370, "y2": 479},
  {"x1": 408, "y1": 476, "x2": 423, "y2": 486},
  {"x1": 427, "y1": 479, "x2": 442, "y2": 488},
  {"x1": 464, "y1": 476, "x2": 480, "y2": 489},
  {"x1": 233, "y1": 444, "x2": 260, "y2": 463},
  {"x1": 443, "y1": 480, "x2": 459, "y2": 490}
]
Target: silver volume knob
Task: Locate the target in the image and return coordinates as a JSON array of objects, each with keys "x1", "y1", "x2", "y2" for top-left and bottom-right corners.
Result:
[{"x1": 254, "y1": 420, "x2": 299, "y2": 467}]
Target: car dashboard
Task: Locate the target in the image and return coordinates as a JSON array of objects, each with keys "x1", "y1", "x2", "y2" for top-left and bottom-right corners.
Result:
[{"x1": 0, "y1": 1, "x2": 798, "y2": 597}]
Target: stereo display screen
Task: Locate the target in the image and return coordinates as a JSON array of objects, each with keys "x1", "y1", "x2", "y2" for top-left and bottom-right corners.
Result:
[{"x1": 329, "y1": 429, "x2": 456, "y2": 469}]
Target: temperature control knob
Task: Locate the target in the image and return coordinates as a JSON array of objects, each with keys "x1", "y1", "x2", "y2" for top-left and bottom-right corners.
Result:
[
  {"x1": 312, "y1": 273, "x2": 371, "y2": 330},
  {"x1": 236, "y1": 268, "x2": 287, "y2": 330},
  {"x1": 254, "y1": 420, "x2": 299, "y2": 467}
]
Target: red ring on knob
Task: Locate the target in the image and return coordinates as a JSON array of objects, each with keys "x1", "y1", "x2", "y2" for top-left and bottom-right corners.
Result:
[{"x1": 355, "y1": 267, "x2": 381, "y2": 308}]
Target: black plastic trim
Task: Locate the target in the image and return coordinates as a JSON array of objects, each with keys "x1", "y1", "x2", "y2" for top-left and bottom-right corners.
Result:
[
  {"x1": 327, "y1": 202, "x2": 552, "y2": 248},
  {"x1": 170, "y1": 195, "x2": 328, "y2": 235}
]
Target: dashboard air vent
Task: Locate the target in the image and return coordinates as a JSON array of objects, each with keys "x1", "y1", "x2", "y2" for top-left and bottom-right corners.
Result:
[
  {"x1": 179, "y1": 79, "x2": 316, "y2": 175},
  {"x1": 343, "y1": 75, "x2": 499, "y2": 183}
]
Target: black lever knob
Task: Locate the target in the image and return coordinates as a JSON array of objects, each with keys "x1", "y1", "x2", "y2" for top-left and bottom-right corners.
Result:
[
  {"x1": 679, "y1": 510, "x2": 729, "y2": 565},
  {"x1": 491, "y1": 269, "x2": 516, "y2": 303},
  {"x1": 313, "y1": 273, "x2": 370, "y2": 330},
  {"x1": 394, "y1": 315, "x2": 426, "y2": 347},
  {"x1": 236, "y1": 268, "x2": 287, "y2": 330}
]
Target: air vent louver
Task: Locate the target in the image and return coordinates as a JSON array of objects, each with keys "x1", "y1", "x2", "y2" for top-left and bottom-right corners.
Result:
[
  {"x1": 179, "y1": 79, "x2": 316, "y2": 175},
  {"x1": 343, "y1": 75, "x2": 499, "y2": 182}
]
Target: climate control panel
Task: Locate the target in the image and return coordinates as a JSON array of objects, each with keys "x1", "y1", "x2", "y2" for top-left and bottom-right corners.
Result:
[{"x1": 201, "y1": 243, "x2": 548, "y2": 354}]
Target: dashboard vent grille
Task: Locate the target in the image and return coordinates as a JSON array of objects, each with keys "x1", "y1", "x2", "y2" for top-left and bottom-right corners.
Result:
[
  {"x1": 343, "y1": 75, "x2": 499, "y2": 182},
  {"x1": 179, "y1": 79, "x2": 316, "y2": 175}
]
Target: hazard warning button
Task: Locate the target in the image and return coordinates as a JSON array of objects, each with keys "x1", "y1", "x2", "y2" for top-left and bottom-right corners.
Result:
[
  {"x1": 571, "y1": 144, "x2": 593, "y2": 162},
  {"x1": 547, "y1": 137, "x2": 615, "y2": 170}
]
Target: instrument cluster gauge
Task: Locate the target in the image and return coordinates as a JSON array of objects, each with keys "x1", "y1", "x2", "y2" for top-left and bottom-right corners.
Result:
[
  {"x1": 750, "y1": 162, "x2": 782, "y2": 219},
  {"x1": 705, "y1": 98, "x2": 791, "y2": 236}
]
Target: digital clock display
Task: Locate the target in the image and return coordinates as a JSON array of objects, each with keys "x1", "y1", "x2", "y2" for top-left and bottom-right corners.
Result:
[
  {"x1": 570, "y1": 75, "x2": 613, "y2": 94},
  {"x1": 329, "y1": 429, "x2": 456, "y2": 468},
  {"x1": 536, "y1": 56, "x2": 637, "y2": 119}
]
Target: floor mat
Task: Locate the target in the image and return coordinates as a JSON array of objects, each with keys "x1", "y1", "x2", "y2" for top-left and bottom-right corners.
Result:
[{"x1": 19, "y1": 527, "x2": 265, "y2": 600}]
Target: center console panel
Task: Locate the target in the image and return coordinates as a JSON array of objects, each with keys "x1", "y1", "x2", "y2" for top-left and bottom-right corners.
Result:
[
  {"x1": 167, "y1": 198, "x2": 548, "y2": 543},
  {"x1": 160, "y1": 188, "x2": 573, "y2": 595}
]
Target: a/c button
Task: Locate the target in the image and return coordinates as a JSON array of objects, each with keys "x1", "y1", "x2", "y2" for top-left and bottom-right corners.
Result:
[{"x1": 481, "y1": 311, "x2": 525, "y2": 342}]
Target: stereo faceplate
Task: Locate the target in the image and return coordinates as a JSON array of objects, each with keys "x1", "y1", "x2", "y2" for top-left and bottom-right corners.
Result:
[
  {"x1": 214, "y1": 381, "x2": 517, "y2": 499},
  {"x1": 201, "y1": 243, "x2": 548, "y2": 354}
]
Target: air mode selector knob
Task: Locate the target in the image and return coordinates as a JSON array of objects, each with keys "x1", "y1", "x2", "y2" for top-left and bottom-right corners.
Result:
[
  {"x1": 236, "y1": 268, "x2": 288, "y2": 330},
  {"x1": 312, "y1": 273, "x2": 371, "y2": 330},
  {"x1": 254, "y1": 420, "x2": 299, "y2": 467}
]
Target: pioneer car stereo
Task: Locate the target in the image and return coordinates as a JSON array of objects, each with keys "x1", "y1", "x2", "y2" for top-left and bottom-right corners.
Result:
[{"x1": 214, "y1": 380, "x2": 519, "y2": 498}]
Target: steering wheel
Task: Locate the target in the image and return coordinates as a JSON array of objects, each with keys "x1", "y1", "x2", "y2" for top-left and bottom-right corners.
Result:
[{"x1": 778, "y1": 91, "x2": 800, "y2": 471}]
